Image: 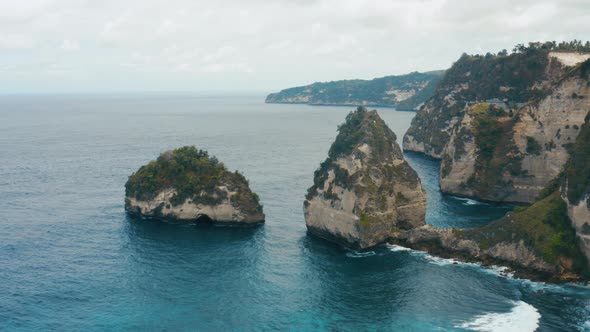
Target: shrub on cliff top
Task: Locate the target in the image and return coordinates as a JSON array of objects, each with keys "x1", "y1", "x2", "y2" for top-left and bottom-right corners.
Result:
[
  {"x1": 307, "y1": 106, "x2": 415, "y2": 200},
  {"x1": 465, "y1": 191, "x2": 589, "y2": 278},
  {"x1": 328, "y1": 106, "x2": 398, "y2": 161},
  {"x1": 125, "y1": 146, "x2": 261, "y2": 213}
]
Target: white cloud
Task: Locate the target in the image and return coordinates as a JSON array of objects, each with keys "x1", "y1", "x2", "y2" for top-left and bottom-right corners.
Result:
[
  {"x1": 0, "y1": 0, "x2": 588, "y2": 92},
  {"x1": 203, "y1": 62, "x2": 254, "y2": 74},
  {"x1": 0, "y1": 33, "x2": 35, "y2": 50},
  {"x1": 59, "y1": 39, "x2": 79, "y2": 51}
]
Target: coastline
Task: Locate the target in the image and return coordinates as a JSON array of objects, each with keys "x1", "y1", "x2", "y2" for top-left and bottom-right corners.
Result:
[{"x1": 264, "y1": 100, "x2": 418, "y2": 112}]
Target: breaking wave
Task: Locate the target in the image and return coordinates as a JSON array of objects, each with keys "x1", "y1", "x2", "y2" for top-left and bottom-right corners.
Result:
[
  {"x1": 385, "y1": 244, "x2": 514, "y2": 278},
  {"x1": 345, "y1": 250, "x2": 376, "y2": 258},
  {"x1": 456, "y1": 301, "x2": 540, "y2": 332},
  {"x1": 450, "y1": 196, "x2": 489, "y2": 206}
]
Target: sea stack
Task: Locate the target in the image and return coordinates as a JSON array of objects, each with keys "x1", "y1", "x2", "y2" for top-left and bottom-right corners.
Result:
[
  {"x1": 125, "y1": 146, "x2": 265, "y2": 225},
  {"x1": 304, "y1": 107, "x2": 427, "y2": 249}
]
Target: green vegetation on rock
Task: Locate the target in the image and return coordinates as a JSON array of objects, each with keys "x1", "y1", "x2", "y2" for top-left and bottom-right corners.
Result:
[
  {"x1": 304, "y1": 106, "x2": 426, "y2": 249},
  {"x1": 307, "y1": 106, "x2": 417, "y2": 200},
  {"x1": 404, "y1": 41, "x2": 590, "y2": 160},
  {"x1": 359, "y1": 211, "x2": 382, "y2": 228},
  {"x1": 514, "y1": 40, "x2": 590, "y2": 53},
  {"x1": 464, "y1": 191, "x2": 590, "y2": 277},
  {"x1": 471, "y1": 103, "x2": 501, "y2": 161},
  {"x1": 328, "y1": 106, "x2": 398, "y2": 160},
  {"x1": 564, "y1": 113, "x2": 590, "y2": 204},
  {"x1": 266, "y1": 71, "x2": 444, "y2": 111},
  {"x1": 125, "y1": 146, "x2": 262, "y2": 214},
  {"x1": 526, "y1": 136, "x2": 543, "y2": 155},
  {"x1": 465, "y1": 103, "x2": 524, "y2": 197},
  {"x1": 438, "y1": 49, "x2": 551, "y2": 102}
]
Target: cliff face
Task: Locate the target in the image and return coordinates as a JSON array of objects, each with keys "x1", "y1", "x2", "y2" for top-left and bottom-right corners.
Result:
[
  {"x1": 125, "y1": 146, "x2": 264, "y2": 225},
  {"x1": 266, "y1": 71, "x2": 444, "y2": 111},
  {"x1": 125, "y1": 187, "x2": 264, "y2": 224},
  {"x1": 304, "y1": 107, "x2": 426, "y2": 249},
  {"x1": 392, "y1": 226, "x2": 556, "y2": 279},
  {"x1": 393, "y1": 110, "x2": 590, "y2": 283},
  {"x1": 564, "y1": 112, "x2": 590, "y2": 261},
  {"x1": 392, "y1": 191, "x2": 589, "y2": 282},
  {"x1": 568, "y1": 196, "x2": 590, "y2": 260},
  {"x1": 404, "y1": 49, "x2": 590, "y2": 203}
]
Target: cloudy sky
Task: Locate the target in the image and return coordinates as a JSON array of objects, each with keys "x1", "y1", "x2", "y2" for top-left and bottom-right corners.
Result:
[{"x1": 0, "y1": 0, "x2": 589, "y2": 93}]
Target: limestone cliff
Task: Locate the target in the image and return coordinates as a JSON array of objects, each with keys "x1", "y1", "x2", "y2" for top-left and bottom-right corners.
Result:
[
  {"x1": 125, "y1": 146, "x2": 264, "y2": 225},
  {"x1": 568, "y1": 196, "x2": 590, "y2": 260},
  {"x1": 404, "y1": 45, "x2": 590, "y2": 203},
  {"x1": 563, "y1": 112, "x2": 590, "y2": 262},
  {"x1": 266, "y1": 71, "x2": 444, "y2": 111},
  {"x1": 304, "y1": 107, "x2": 426, "y2": 249},
  {"x1": 391, "y1": 191, "x2": 590, "y2": 283},
  {"x1": 392, "y1": 114, "x2": 590, "y2": 282},
  {"x1": 392, "y1": 107, "x2": 590, "y2": 283}
]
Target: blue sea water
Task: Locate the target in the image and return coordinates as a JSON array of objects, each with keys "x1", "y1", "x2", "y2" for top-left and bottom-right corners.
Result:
[{"x1": 0, "y1": 93, "x2": 589, "y2": 331}]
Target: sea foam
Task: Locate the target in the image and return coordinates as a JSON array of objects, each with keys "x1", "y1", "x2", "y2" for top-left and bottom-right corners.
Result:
[
  {"x1": 345, "y1": 250, "x2": 376, "y2": 258},
  {"x1": 456, "y1": 301, "x2": 541, "y2": 332},
  {"x1": 450, "y1": 196, "x2": 489, "y2": 206},
  {"x1": 385, "y1": 244, "x2": 413, "y2": 252},
  {"x1": 386, "y1": 244, "x2": 514, "y2": 278}
]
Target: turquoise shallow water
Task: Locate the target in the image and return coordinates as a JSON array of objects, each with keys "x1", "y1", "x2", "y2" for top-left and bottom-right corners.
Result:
[{"x1": 0, "y1": 94, "x2": 589, "y2": 331}]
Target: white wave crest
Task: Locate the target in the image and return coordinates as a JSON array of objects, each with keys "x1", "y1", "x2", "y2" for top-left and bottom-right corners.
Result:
[
  {"x1": 480, "y1": 265, "x2": 515, "y2": 279},
  {"x1": 450, "y1": 196, "x2": 488, "y2": 206},
  {"x1": 581, "y1": 304, "x2": 590, "y2": 331},
  {"x1": 386, "y1": 243, "x2": 515, "y2": 278},
  {"x1": 457, "y1": 301, "x2": 540, "y2": 332},
  {"x1": 345, "y1": 250, "x2": 376, "y2": 258},
  {"x1": 385, "y1": 244, "x2": 413, "y2": 252},
  {"x1": 423, "y1": 254, "x2": 469, "y2": 266},
  {"x1": 463, "y1": 199, "x2": 480, "y2": 206}
]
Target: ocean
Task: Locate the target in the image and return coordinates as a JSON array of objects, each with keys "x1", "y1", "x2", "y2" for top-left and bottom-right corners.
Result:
[{"x1": 1, "y1": 93, "x2": 589, "y2": 331}]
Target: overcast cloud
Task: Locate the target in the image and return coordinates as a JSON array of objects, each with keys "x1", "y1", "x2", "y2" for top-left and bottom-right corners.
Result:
[{"x1": 0, "y1": 0, "x2": 589, "y2": 93}]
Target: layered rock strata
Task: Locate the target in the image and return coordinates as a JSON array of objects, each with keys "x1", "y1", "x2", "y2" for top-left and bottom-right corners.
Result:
[
  {"x1": 304, "y1": 107, "x2": 426, "y2": 249},
  {"x1": 404, "y1": 50, "x2": 590, "y2": 204},
  {"x1": 125, "y1": 146, "x2": 264, "y2": 225}
]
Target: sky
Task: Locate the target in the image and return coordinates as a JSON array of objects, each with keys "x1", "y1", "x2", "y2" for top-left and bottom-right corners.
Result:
[{"x1": 0, "y1": 0, "x2": 589, "y2": 93}]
